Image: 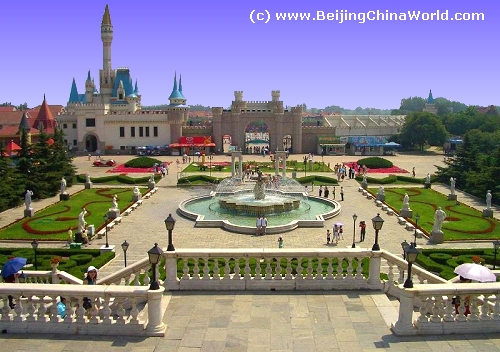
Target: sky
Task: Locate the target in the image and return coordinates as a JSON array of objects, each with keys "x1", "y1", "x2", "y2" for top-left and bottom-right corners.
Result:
[{"x1": 1, "y1": 0, "x2": 498, "y2": 110}]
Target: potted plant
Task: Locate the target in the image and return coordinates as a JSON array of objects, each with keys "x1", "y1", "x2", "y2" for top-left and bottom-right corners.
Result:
[{"x1": 50, "y1": 256, "x2": 62, "y2": 269}]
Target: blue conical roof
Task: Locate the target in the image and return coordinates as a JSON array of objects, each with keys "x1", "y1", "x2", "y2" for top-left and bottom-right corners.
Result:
[
  {"x1": 87, "y1": 70, "x2": 91, "y2": 81},
  {"x1": 179, "y1": 75, "x2": 185, "y2": 98},
  {"x1": 134, "y1": 79, "x2": 139, "y2": 94},
  {"x1": 69, "y1": 78, "x2": 80, "y2": 103},
  {"x1": 169, "y1": 72, "x2": 183, "y2": 99},
  {"x1": 427, "y1": 90, "x2": 434, "y2": 104}
]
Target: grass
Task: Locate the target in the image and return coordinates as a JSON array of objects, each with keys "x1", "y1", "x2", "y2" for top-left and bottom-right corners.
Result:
[
  {"x1": 0, "y1": 188, "x2": 147, "y2": 241},
  {"x1": 182, "y1": 160, "x2": 333, "y2": 173},
  {"x1": 370, "y1": 187, "x2": 500, "y2": 240}
]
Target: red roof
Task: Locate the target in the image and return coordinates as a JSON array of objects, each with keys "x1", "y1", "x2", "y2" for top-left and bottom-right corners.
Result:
[
  {"x1": 0, "y1": 106, "x2": 17, "y2": 112},
  {"x1": 32, "y1": 95, "x2": 57, "y2": 134}
]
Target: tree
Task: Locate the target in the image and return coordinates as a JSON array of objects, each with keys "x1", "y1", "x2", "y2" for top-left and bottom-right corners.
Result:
[{"x1": 399, "y1": 112, "x2": 448, "y2": 152}]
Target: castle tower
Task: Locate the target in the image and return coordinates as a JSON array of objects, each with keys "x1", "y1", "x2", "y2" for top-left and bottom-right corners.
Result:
[
  {"x1": 423, "y1": 89, "x2": 438, "y2": 114},
  {"x1": 85, "y1": 70, "x2": 94, "y2": 103},
  {"x1": 99, "y1": 4, "x2": 115, "y2": 103},
  {"x1": 272, "y1": 90, "x2": 280, "y2": 102},
  {"x1": 68, "y1": 78, "x2": 81, "y2": 104},
  {"x1": 167, "y1": 72, "x2": 188, "y2": 142},
  {"x1": 234, "y1": 91, "x2": 243, "y2": 102},
  {"x1": 33, "y1": 95, "x2": 56, "y2": 135},
  {"x1": 168, "y1": 72, "x2": 187, "y2": 106}
]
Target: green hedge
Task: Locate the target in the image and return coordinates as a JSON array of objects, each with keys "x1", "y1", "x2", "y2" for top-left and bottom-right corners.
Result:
[
  {"x1": 357, "y1": 157, "x2": 393, "y2": 168},
  {"x1": 124, "y1": 157, "x2": 163, "y2": 168},
  {"x1": 77, "y1": 174, "x2": 160, "y2": 184},
  {"x1": 178, "y1": 175, "x2": 221, "y2": 184},
  {"x1": 428, "y1": 253, "x2": 452, "y2": 265}
]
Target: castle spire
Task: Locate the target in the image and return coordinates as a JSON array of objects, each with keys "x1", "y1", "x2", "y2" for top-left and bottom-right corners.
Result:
[
  {"x1": 173, "y1": 71, "x2": 178, "y2": 91},
  {"x1": 69, "y1": 78, "x2": 80, "y2": 103},
  {"x1": 427, "y1": 89, "x2": 434, "y2": 104},
  {"x1": 87, "y1": 70, "x2": 91, "y2": 81},
  {"x1": 134, "y1": 79, "x2": 138, "y2": 94},
  {"x1": 102, "y1": 4, "x2": 112, "y2": 25}
]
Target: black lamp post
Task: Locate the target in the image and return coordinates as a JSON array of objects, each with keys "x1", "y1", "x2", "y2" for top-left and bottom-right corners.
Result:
[
  {"x1": 493, "y1": 240, "x2": 500, "y2": 269},
  {"x1": 148, "y1": 243, "x2": 163, "y2": 290},
  {"x1": 31, "y1": 240, "x2": 39, "y2": 270},
  {"x1": 121, "y1": 240, "x2": 129, "y2": 267},
  {"x1": 403, "y1": 244, "x2": 420, "y2": 288},
  {"x1": 401, "y1": 240, "x2": 409, "y2": 260},
  {"x1": 165, "y1": 214, "x2": 176, "y2": 251},
  {"x1": 103, "y1": 214, "x2": 109, "y2": 247},
  {"x1": 413, "y1": 213, "x2": 420, "y2": 247},
  {"x1": 352, "y1": 213, "x2": 358, "y2": 248},
  {"x1": 209, "y1": 153, "x2": 213, "y2": 177},
  {"x1": 303, "y1": 156, "x2": 307, "y2": 177},
  {"x1": 371, "y1": 213, "x2": 384, "y2": 251}
]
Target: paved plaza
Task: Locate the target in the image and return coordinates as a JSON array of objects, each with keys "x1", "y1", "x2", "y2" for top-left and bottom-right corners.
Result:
[{"x1": 1, "y1": 151, "x2": 500, "y2": 350}]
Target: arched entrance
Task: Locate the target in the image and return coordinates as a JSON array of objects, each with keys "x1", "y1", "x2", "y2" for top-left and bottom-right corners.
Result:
[
  {"x1": 282, "y1": 135, "x2": 292, "y2": 153},
  {"x1": 245, "y1": 121, "x2": 270, "y2": 155},
  {"x1": 84, "y1": 134, "x2": 98, "y2": 152}
]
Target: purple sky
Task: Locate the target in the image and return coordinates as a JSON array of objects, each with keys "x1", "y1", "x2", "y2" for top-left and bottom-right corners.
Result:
[{"x1": 1, "y1": 1, "x2": 497, "y2": 110}]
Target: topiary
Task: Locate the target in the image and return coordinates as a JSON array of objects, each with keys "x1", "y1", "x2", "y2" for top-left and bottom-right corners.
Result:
[
  {"x1": 428, "y1": 253, "x2": 453, "y2": 265},
  {"x1": 124, "y1": 157, "x2": 162, "y2": 168},
  {"x1": 357, "y1": 157, "x2": 393, "y2": 169},
  {"x1": 70, "y1": 254, "x2": 94, "y2": 265}
]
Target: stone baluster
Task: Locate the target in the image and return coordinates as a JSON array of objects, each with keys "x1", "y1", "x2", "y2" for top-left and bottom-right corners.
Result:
[
  {"x1": 75, "y1": 296, "x2": 86, "y2": 323},
  {"x1": 233, "y1": 258, "x2": 241, "y2": 280},
  {"x1": 493, "y1": 295, "x2": 500, "y2": 320},
  {"x1": 130, "y1": 298, "x2": 140, "y2": 324},
  {"x1": 101, "y1": 296, "x2": 112, "y2": 324},
  {"x1": 244, "y1": 258, "x2": 251, "y2": 280},
  {"x1": 274, "y1": 257, "x2": 282, "y2": 280},
  {"x1": 133, "y1": 271, "x2": 141, "y2": 286},
  {"x1": 335, "y1": 258, "x2": 344, "y2": 280},
  {"x1": 285, "y1": 258, "x2": 293, "y2": 280},
  {"x1": 296, "y1": 258, "x2": 303, "y2": 280},
  {"x1": 430, "y1": 297, "x2": 442, "y2": 323},
  {"x1": 326, "y1": 258, "x2": 334, "y2": 280},
  {"x1": 223, "y1": 258, "x2": 231, "y2": 280},
  {"x1": 89, "y1": 298, "x2": 100, "y2": 324},
  {"x1": 480, "y1": 296, "x2": 491, "y2": 320},
  {"x1": 305, "y1": 258, "x2": 313, "y2": 280},
  {"x1": 25, "y1": 296, "x2": 36, "y2": 322},
  {"x1": 213, "y1": 260, "x2": 220, "y2": 280},
  {"x1": 355, "y1": 258, "x2": 364, "y2": 280},
  {"x1": 254, "y1": 259, "x2": 262, "y2": 280},
  {"x1": 144, "y1": 269, "x2": 151, "y2": 287},
  {"x1": 346, "y1": 258, "x2": 354, "y2": 279},
  {"x1": 202, "y1": 257, "x2": 210, "y2": 280},
  {"x1": 265, "y1": 258, "x2": 273, "y2": 280},
  {"x1": 192, "y1": 257, "x2": 200, "y2": 280},
  {"x1": 1, "y1": 298, "x2": 11, "y2": 321},
  {"x1": 13, "y1": 295, "x2": 23, "y2": 321},
  {"x1": 443, "y1": 296, "x2": 455, "y2": 322},
  {"x1": 115, "y1": 298, "x2": 125, "y2": 324},
  {"x1": 417, "y1": 296, "x2": 430, "y2": 323},
  {"x1": 182, "y1": 259, "x2": 190, "y2": 280},
  {"x1": 124, "y1": 273, "x2": 131, "y2": 286},
  {"x1": 468, "y1": 296, "x2": 479, "y2": 321},
  {"x1": 315, "y1": 258, "x2": 324, "y2": 280},
  {"x1": 37, "y1": 298, "x2": 48, "y2": 322},
  {"x1": 50, "y1": 296, "x2": 59, "y2": 322}
]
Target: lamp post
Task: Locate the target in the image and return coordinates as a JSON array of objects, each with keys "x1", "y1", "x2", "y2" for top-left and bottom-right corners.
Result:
[
  {"x1": 352, "y1": 213, "x2": 358, "y2": 248},
  {"x1": 165, "y1": 213, "x2": 176, "y2": 251},
  {"x1": 371, "y1": 213, "x2": 384, "y2": 251},
  {"x1": 413, "y1": 213, "x2": 420, "y2": 247},
  {"x1": 493, "y1": 240, "x2": 500, "y2": 269},
  {"x1": 103, "y1": 214, "x2": 109, "y2": 248},
  {"x1": 121, "y1": 240, "x2": 129, "y2": 267},
  {"x1": 31, "y1": 240, "x2": 39, "y2": 270},
  {"x1": 147, "y1": 243, "x2": 163, "y2": 290},
  {"x1": 403, "y1": 244, "x2": 420, "y2": 288},
  {"x1": 303, "y1": 156, "x2": 307, "y2": 177},
  {"x1": 208, "y1": 153, "x2": 213, "y2": 177}
]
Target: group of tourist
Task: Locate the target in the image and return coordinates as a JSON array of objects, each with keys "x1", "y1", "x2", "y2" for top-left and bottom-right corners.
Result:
[
  {"x1": 255, "y1": 215, "x2": 268, "y2": 236},
  {"x1": 317, "y1": 185, "x2": 344, "y2": 201}
]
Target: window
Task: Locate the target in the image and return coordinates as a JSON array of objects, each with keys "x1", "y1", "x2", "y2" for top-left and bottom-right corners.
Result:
[
  {"x1": 72, "y1": 123, "x2": 77, "y2": 129},
  {"x1": 73, "y1": 140, "x2": 77, "y2": 146},
  {"x1": 119, "y1": 126, "x2": 125, "y2": 137},
  {"x1": 120, "y1": 146, "x2": 126, "y2": 150},
  {"x1": 131, "y1": 127, "x2": 135, "y2": 137},
  {"x1": 86, "y1": 118, "x2": 96, "y2": 127},
  {"x1": 63, "y1": 123, "x2": 67, "y2": 129},
  {"x1": 139, "y1": 127, "x2": 144, "y2": 137},
  {"x1": 153, "y1": 126, "x2": 158, "y2": 137},
  {"x1": 145, "y1": 127, "x2": 150, "y2": 137}
]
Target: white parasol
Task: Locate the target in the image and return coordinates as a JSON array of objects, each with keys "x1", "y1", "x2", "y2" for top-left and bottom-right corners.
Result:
[{"x1": 454, "y1": 263, "x2": 497, "y2": 283}]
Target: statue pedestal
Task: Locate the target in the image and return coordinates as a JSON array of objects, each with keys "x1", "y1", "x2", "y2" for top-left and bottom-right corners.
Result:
[
  {"x1": 483, "y1": 209, "x2": 493, "y2": 218},
  {"x1": 424, "y1": 182, "x2": 431, "y2": 189},
  {"x1": 100, "y1": 245, "x2": 116, "y2": 255},
  {"x1": 87, "y1": 225, "x2": 95, "y2": 239},
  {"x1": 85, "y1": 182, "x2": 92, "y2": 189},
  {"x1": 376, "y1": 195, "x2": 385, "y2": 202},
  {"x1": 430, "y1": 230, "x2": 444, "y2": 244},
  {"x1": 399, "y1": 209, "x2": 413, "y2": 218},
  {"x1": 60, "y1": 193, "x2": 70, "y2": 201},
  {"x1": 448, "y1": 194, "x2": 457, "y2": 201},
  {"x1": 107, "y1": 209, "x2": 120, "y2": 219},
  {"x1": 133, "y1": 194, "x2": 142, "y2": 202},
  {"x1": 24, "y1": 208, "x2": 34, "y2": 218},
  {"x1": 361, "y1": 181, "x2": 368, "y2": 190},
  {"x1": 148, "y1": 181, "x2": 155, "y2": 190}
]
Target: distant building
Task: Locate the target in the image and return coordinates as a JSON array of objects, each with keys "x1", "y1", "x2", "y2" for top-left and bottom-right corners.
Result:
[{"x1": 423, "y1": 89, "x2": 438, "y2": 115}]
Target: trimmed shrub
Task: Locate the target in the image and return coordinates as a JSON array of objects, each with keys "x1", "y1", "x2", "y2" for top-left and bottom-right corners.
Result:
[
  {"x1": 58, "y1": 259, "x2": 77, "y2": 271},
  {"x1": 124, "y1": 157, "x2": 162, "y2": 168},
  {"x1": 70, "y1": 254, "x2": 94, "y2": 265},
  {"x1": 357, "y1": 157, "x2": 393, "y2": 169},
  {"x1": 428, "y1": 253, "x2": 452, "y2": 265}
]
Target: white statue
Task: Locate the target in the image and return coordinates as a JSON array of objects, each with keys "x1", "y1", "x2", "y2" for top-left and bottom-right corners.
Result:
[
  {"x1": 85, "y1": 173, "x2": 91, "y2": 183},
  {"x1": 112, "y1": 195, "x2": 118, "y2": 209},
  {"x1": 377, "y1": 186, "x2": 385, "y2": 197},
  {"x1": 433, "y1": 207, "x2": 447, "y2": 233},
  {"x1": 149, "y1": 174, "x2": 154, "y2": 182},
  {"x1": 362, "y1": 174, "x2": 367, "y2": 183},
  {"x1": 486, "y1": 190, "x2": 492, "y2": 210},
  {"x1": 25, "y1": 190, "x2": 33, "y2": 210},
  {"x1": 426, "y1": 173, "x2": 431, "y2": 184},
  {"x1": 133, "y1": 186, "x2": 140, "y2": 196},
  {"x1": 78, "y1": 208, "x2": 87, "y2": 233},
  {"x1": 450, "y1": 177, "x2": 456, "y2": 196},
  {"x1": 402, "y1": 193, "x2": 410, "y2": 211},
  {"x1": 60, "y1": 177, "x2": 67, "y2": 194}
]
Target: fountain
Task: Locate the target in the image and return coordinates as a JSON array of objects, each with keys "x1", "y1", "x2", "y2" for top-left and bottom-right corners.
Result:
[{"x1": 178, "y1": 152, "x2": 340, "y2": 234}]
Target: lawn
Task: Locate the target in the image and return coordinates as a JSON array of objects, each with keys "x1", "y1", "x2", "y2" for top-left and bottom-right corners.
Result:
[
  {"x1": 0, "y1": 188, "x2": 146, "y2": 241},
  {"x1": 369, "y1": 187, "x2": 500, "y2": 240},
  {"x1": 182, "y1": 160, "x2": 333, "y2": 173}
]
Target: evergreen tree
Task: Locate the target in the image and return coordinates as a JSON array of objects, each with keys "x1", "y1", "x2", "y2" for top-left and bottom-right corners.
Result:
[{"x1": 0, "y1": 151, "x2": 20, "y2": 212}]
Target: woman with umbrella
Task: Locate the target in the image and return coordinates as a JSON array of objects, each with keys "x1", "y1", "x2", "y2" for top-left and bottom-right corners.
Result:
[{"x1": 1, "y1": 257, "x2": 27, "y2": 309}]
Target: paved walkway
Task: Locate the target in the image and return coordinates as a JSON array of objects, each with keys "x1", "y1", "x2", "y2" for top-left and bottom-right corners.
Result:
[{"x1": 2, "y1": 152, "x2": 500, "y2": 350}]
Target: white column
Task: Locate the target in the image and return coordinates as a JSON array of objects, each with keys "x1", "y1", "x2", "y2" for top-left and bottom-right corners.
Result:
[
  {"x1": 239, "y1": 156, "x2": 243, "y2": 178},
  {"x1": 367, "y1": 251, "x2": 382, "y2": 287},
  {"x1": 391, "y1": 289, "x2": 418, "y2": 335},
  {"x1": 146, "y1": 287, "x2": 166, "y2": 336},
  {"x1": 163, "y1": 255, "x2": 179, "y2": 291}
]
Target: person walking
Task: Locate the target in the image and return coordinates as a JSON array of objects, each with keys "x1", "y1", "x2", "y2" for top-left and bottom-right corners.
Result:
[
  {"x1": 332, "y1": 187, "x2": 336, "y2": 200},
  {"x1": 318, "y1": 185, "x2": 323, "y2": 197},
  {"x1": 261, "y1": 215, "x2": 268, "y2": 235},
  {"x1": 326, "y1": 229, "x2": 331, "y2": 244},
  {"x1": 340, "y1": 187, "x2": 344, "y2": 201},
  {"x1": 412, "y1": 167, "x2": 416, "y2": 177},
  {"x1": 256, "y1": 216, "x2": 263, "y2": 236},
  {"x1": 359, "y1": 221, "x2": 366, "y2": 242},
  {"x1": 324, "y1": 186, "x2": 329, "y2": 198},
  {"x1": 333, "y1": 225, "x2": 339, "y2": 244},
  {"x1": 278, "y1": 235, "x2": 284, "y2": 248}
]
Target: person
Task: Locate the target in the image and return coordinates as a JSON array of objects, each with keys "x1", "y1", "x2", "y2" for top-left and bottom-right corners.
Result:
[
  {"x1": 326, "y1": 229, "x2": 331, "y2": 244},
  {"x1": 324, "y1": 186, "x2": 329, "y2": 198},
  {"x1": 453, "y1": 276, "x2": 472, "y2": 315},
  {"x1": 433, "y1": 207, "x2": 447, "y2": 233},
  {"x1": 318, "y1": 185, "x2": 323, "y2": 197},
  {"x1": 332, "y1": 187, "x2": 336, "y2": 200},
  {"x1": 256, "y1": 216, "x2": 263, "y2": 236},
  {"x1": 339, "y1": 225, "x2": 344, "y2": 240},
  {"x1": 60, "y1": 177, "x2": 67, "y2": 194},
  {"x1": 359, "y1": 221, "x2": 366, "y2": 242},
  {"x1": 25, "y1": 189, "x2": 33, "y2": 210},
  {"x1": 486, "y1": 190, "x2": 492, "y2": 210},
  {"x1": 165, "y1": 163, "x2": 169, "y2": 175},
  {"x1": 426, "y1": 173, "x2": 431, "y2": 184},
  {"x1": 333, "y1": 225, "x2": 339, "y2": 244},
  {"x1": 340, "y1": 187, "x2": 344, "y2": 201},
  {"x1": 412, "y1": 167, "x2": 416, "y2": 177},
  {"x1": 57, "y1": 296, "x2": 67, "y2": 318},
  {"x1": 278, "y1": 235, "x2": 284, "y2": 248},
  {"x1": 261, "y1": 215, "x2": 268, "y2": 235},
  {"x1": 83, "y1": 266, "x2": 98, "y2": 310},
  {"x1": 450, "y1": 177, "x2": 456, "y2": 195},
  {"x1": 161, "y1": 166, "x2": 166, "y2": 177},
  {"x1": 67, "y1": 227, "x2": 73, "y2": 246},
  {"x1": 3, "y1": 270, "x2": 19, "y2": 309}
]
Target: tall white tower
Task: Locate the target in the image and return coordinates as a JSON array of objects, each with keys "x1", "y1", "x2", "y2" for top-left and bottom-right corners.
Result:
[{"x1": 99, "y1": 4, "x2": 115, "y2": 103}]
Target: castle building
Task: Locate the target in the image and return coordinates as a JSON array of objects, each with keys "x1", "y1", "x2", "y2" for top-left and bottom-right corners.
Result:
[
  {"x1": 57, "y1": 5, "x2": 188, "y2": 153},
  {"x1": 423, "y1": 90, "x2": 438, "y2": 114}
]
